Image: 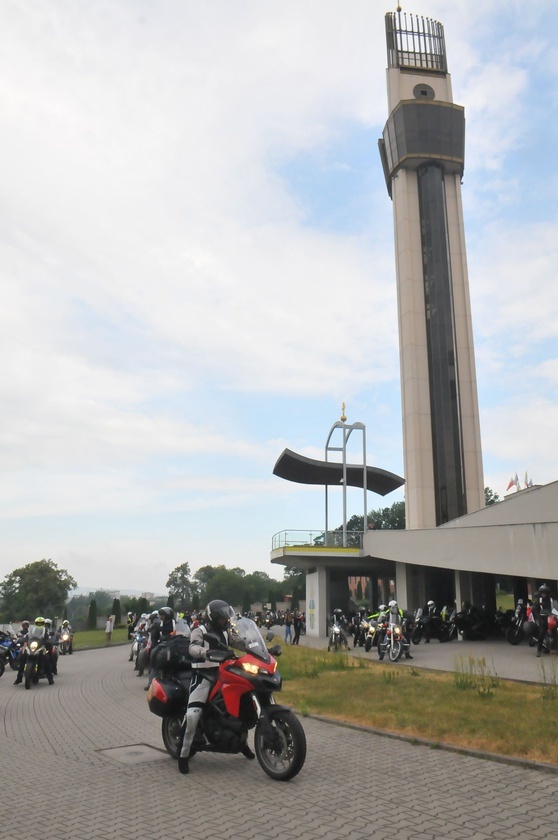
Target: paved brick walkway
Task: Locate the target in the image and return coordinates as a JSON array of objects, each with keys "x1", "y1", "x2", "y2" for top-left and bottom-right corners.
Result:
[{"x1": 2, "y1": 644, "x2": 558, "y2": 840}]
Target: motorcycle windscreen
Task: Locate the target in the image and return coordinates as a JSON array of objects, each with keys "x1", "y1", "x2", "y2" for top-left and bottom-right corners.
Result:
[{"x1": 229, "y1": 617, "x2": 271, "y2": 663}]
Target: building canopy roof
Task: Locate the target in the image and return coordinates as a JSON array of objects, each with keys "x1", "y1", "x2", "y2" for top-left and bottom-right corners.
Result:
[{"x1": 273, "y1": 448, "x2": 404, "y2": 497}]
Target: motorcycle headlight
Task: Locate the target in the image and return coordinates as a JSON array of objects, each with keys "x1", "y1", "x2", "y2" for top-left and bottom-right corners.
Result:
[
  {"x1": 29, "y1": 641, "x2": 39, "y2": 652},
  {"x1": 393, "y1": 625, "x2": 402, "y2": 634},
  {"x1": 241, "y1": 662, "x2": 260, "y2": 675}
]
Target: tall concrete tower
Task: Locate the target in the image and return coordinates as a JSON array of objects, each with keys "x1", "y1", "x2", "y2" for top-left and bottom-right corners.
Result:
[{"x1": 379, "y1": 11, "x2": 484, "y2": 529}]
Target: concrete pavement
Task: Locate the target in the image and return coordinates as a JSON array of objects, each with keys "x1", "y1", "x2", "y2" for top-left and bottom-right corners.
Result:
[
  {"x1": 1, "y1": 642, "x2": 558, "y2": 840},
  {"x1": 293, "y1": 628, "x2": 557, "y2": 684}
]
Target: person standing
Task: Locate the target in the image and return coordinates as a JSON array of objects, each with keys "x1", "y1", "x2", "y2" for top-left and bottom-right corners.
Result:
[
  {"x1": 292, "y1": 611, "x2": 302, "y2": 645},
  {"x1": 105, "y1": 615, "x2": 113, "y2": 646},
  {"x1": 284, "y1": 609, "x2": 293, "y2": 644}
]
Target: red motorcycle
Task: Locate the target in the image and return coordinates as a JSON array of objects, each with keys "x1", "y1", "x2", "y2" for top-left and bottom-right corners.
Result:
[{"x1": 147, "y1": 616, "x2": 306, "y2": 781}]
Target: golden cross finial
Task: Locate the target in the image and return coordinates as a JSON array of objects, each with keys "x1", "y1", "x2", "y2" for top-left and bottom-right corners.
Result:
[{"x1": 340, "y1": 402, "x2": 347, "y2": 423}]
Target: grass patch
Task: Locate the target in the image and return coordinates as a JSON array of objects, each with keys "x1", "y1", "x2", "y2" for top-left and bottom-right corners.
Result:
[
  {"x1": 275, "y1": 643, "x2": 558, "y2": 766},
  {"x1": 72, "y1": 628, "x2": 129, "y2": 649}
]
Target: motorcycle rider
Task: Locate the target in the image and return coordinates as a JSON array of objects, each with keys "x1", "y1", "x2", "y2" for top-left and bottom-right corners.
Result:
[
  {"x1": 178, "y1": 600, "x2": 249, "y2": 775},
  {"x1": 533, "y1": 584, "x2": 556, "y2": 657},
  {"x1": 144, "y1": 607, "x2": 175, "y2": 690},
  {"x1": 57, "y1": 619, "x2": 74, "y2": 654},
  {"x1": 127, "y1": 612, "x2": 135, "y2": 639},
  {"x1": 422, "y1": 600, "x2": 438, "y2": 643},
  {"x1": 44, "y1": 618, "x2": 58, "y2": 675},
  {"x1": 17, "y1": 620, "x2": 30, "y2": 639},
  {"x1": 352, "y1": 606, "x2": 368, "y2": 648},
  {"x1": 14, "y1": 616, "x2": 54, "y2": 685}
]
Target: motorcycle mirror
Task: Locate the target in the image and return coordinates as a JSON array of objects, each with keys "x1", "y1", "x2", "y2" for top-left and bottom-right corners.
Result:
[
  {"x1": 266, "y1": 631, "x2": 274, "y2": 642},
  {"x1": 268, "y1": 643, "x2": 282, "y2": 657}
]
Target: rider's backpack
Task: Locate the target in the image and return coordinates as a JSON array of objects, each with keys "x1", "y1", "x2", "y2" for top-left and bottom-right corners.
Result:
[{"x1": 153, "y1": 634, "x2": 192, "y2": 674}]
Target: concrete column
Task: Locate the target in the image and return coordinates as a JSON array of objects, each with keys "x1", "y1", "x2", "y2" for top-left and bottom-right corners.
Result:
[{"x1": 305, "y1": 567, "x2": 328, "y2": 637}]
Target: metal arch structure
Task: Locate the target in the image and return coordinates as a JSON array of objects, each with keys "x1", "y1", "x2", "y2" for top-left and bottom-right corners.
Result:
[{"x1": 272, "y1": 417, "x2": 404, "y2": 548}]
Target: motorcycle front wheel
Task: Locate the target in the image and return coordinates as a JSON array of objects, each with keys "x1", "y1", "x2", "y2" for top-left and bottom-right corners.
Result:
[
  {"x1": 24, "y1": 660, "x2": 35, "y2": 690},
  {"x1": 411, "y1": 627, "x2": 422, "y2": 645},
  {"x1": 364, "y1": 637, "x2": 372, "y2": 652},
  {"x1": 161, "y1": 714, "x2": 183, "y2": 759},
  {"x1": 505, "y1": 625, "x2": 522, "y2": 645},
  {"x1": 0, "y1": 658, "x2": 5, "y2": 677},
  {"x1": 389, "y1": 640, "x2": 402, "y2": 662},
  {"x1": 255, "y1": 711, "x2": 306, "y2": 781}
]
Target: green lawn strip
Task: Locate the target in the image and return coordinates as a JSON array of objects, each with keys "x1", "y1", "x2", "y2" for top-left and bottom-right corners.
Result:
[
  {"x1": 277, "y1": 643, "x2": 558, "y2": 766},
  {"x1": 72, "y1": 627, "x2": 129, "y2": 649}
]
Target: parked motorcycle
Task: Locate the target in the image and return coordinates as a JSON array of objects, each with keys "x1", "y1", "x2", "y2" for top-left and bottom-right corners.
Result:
[
  {"x1": 129, "y1": 630, "x2": 145, "y2": 664},
  {"x1": 327, "y1": 620, "x2": 348, "y2": 652},
  {"x1": 148, "y1": 616, "x2": 306, "y2": 781},
  {"x1": 505, "y1": 599, "x2": 528, "y2": 645},
  {"x1": 364, "y1": 613, "x2": 388, "y2": 652},
  {"x1": 411, "y1": 608, "x2": 450, "y2": 644},
  {"x1": 135, "y1": 633, "x2": 150, "y2": 675},
  {"x1": 454, "y1": 603, "x2": 492, "y2": 641},
  {"x1": 352, "y1": 618, "x2": 369, "y2": 649},
  {"x1": 378, "y1": 604, "x2": 405, "y2": 662}
]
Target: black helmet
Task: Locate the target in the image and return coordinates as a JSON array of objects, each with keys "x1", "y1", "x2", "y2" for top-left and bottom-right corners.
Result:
[
  {"x1": 158, "y1": 607, "x2": 174, "y2": 622},
  {"x1": 206, "y1": 600, "x2": 234, "y2": 633},
  {"x1": 540, "y1": 584, "x2": 550, "y2": 594}
]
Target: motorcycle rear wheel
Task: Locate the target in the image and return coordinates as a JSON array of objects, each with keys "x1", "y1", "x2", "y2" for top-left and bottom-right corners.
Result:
[
  {"x1": 389, "y1": 640, "x2": 402, "y2": 662},
  {"x1": 0, "y1": 659, "x2": 5, "y2": 678},
  {"x1": 255, "y1": 711, "x2": 306, "y2": 781},
  {"x1": 161, "y1": 714, "x2": 183, "y2": 759}
]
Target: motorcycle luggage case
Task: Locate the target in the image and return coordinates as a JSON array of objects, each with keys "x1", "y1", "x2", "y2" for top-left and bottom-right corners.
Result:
[{"x1": 147, "y1": 676, "x2": 188, "y2": 717}]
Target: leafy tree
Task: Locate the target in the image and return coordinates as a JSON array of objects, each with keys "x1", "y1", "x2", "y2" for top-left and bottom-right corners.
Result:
[
  {"x1": 356, "y1": 580, "x2": 363, "y2": 600},
  {"x1": 485, "y1": 487, "x2": 500, "y2": 506},
  {"x1": 166, "y1": 562, "x2": 193, "y2": 611},
  {"x1": 167, "y1": 594, "x2": 175, "y2": 609},
  {"x1": 87, "y1": 599, "x2": 98, "y2": 630},
  {"x1": 0, "y1": 559, "x2": 77, "y2": 622},
  {"x1": 112, "y1": 598, "x2": 122, "y2": 626},
  {"x1": 137, "y1": 596, "x2": 150, "y2": 616},
  {"x1": 282, "y1": 566, "x2": 305, "y2": 608}
]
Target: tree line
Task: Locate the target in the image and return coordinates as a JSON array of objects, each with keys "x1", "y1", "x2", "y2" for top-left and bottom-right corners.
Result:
[{"x1": 0, "y1": 495, "x2": 500, "y2": 624}]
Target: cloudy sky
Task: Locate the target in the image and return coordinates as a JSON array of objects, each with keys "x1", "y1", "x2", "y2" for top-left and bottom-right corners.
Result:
[{"x1": 0, "y1": 0, "x2": 556, "y2": 595}]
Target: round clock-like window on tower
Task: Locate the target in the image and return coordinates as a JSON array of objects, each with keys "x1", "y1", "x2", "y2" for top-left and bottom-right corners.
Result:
[{"x1": 413, "y1": 83, "x2": 435, "y2": 100}]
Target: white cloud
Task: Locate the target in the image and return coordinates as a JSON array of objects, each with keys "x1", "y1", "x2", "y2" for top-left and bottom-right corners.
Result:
[{"x1": 0, "y1": 1, "x2": 556, "y2": 592}]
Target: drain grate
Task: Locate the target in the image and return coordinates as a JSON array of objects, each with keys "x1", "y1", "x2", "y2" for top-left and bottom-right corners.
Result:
[{"x1": 98, "y1": 744, "x2": 169, "y2": 765}]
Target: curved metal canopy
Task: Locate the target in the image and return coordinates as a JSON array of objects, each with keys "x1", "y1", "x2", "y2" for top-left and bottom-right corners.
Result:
[{"x1": 273, "y1": 448, "x2": 404, "y2": 497}]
